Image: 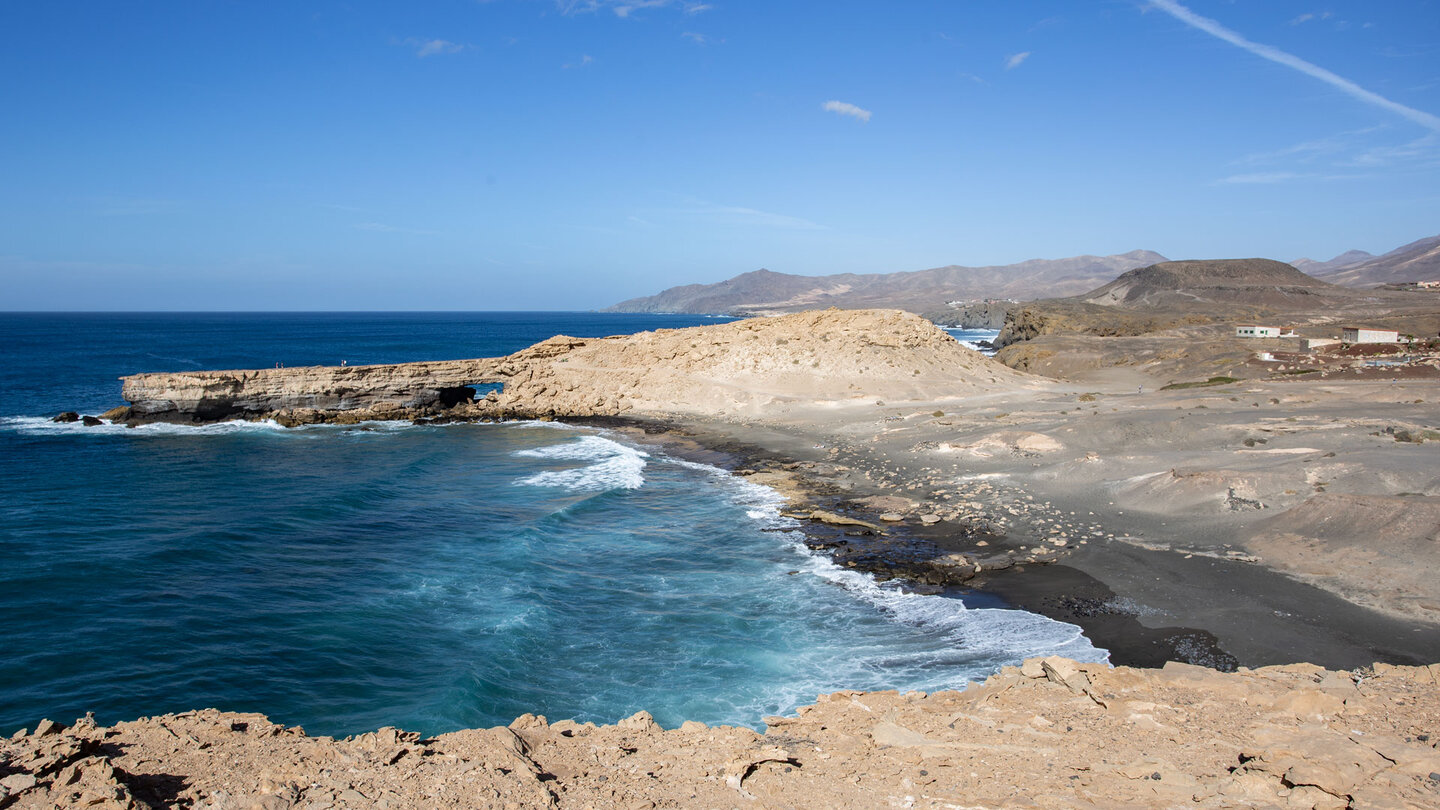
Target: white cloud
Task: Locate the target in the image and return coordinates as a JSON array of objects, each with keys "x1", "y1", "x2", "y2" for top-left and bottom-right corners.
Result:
[
  {"x1": 1290, "y1": 11, "x2": 1333, "y2": 26},
  {"x1": 1234, "y1": 127, "x2": 1382, "y2": 165},
  {"x1": 1214, "y1": 172, "x2": 1309, "y2": 185},
  {"x1": 563, "y1": 54, "x2": 594, "y2": 69},
  {"x1": 689, "y1": 205, "x2": 827, "y2": 230},
  {"x1": 405, "y1": 38, "x2": 465, "y2": 57},
  {"x1": 354, "y1": 222, "x2": 439, "y2": 235},
  {"x1": 559, "y1": 0, "x2": 675, "y2": 17},
  {"x1": 89, "y1": 196, "x2": 186, "y2": 217},
  {"x1": 1150, "y1": 0, "x2": 1440, "y2": 133},
  {"x1": 1349, "y1": 133, "x2": 1440, "y2": 169},
  {"x1": 822, "y1": 100, "x2": 871, "y2": 122},
  {"x1": 658, "y1": 197, "x2": 827, "y2": 230},
  {"x1": 1005, "y1": 51, "x2": 1031, "y2": 70},
  {"x1": 1212, "y1": 171, "x2": 1365, "y2": 185},
  {"x1": 681, "y1": 31, "x2": 708, "y2": 45}
]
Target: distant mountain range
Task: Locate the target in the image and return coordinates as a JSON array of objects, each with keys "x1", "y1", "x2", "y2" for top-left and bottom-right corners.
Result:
[
  {"x1": 1291, "y1": 250, "x2": 1375, "y2": 276},
  {"x1": 603, "y1": 251, "x2": 1169, "y2": 315},
  {"x1": 605, "y1": 234, "x2": 1440, "y2": 316},
  {"x1": 1294, "y1": 235, "x2": 1440, "y2": 287}
]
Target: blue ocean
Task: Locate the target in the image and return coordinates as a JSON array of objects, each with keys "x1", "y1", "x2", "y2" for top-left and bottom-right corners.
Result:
[{"x1": 0, "y1": 313, "x2": 1099, "y2": 737}]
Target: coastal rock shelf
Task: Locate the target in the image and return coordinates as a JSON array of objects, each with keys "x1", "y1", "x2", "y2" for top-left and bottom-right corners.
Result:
[
  {"x1": 5, "y1": 658, "x2": 1438, "y2": 809},
  {"x1": 113, "y1": 309, "x2": 1040, "y2": 425},
  {"x1": 118, "y1": 358, "x2": 508, "y2": 424}
]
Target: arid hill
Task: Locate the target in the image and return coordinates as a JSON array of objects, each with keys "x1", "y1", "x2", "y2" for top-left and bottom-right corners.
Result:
[
  {"x1": 993, "y1": 259, "x2": 1388, "y2": 349},
  {"x1": 604, "y1": 251, "x2": 1168, "y2": 316},
  {"x1": 1079, "y1": 259, "x2": 1338, "y2": 309}
]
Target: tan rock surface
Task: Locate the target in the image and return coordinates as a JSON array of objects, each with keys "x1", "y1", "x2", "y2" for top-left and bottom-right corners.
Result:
[
  {"x1": 4, "y1": 660, "x2": 1438, "y2": 809},
  {"x1": 118, "y1": 309, "x2": 1042, "y2": 424}
]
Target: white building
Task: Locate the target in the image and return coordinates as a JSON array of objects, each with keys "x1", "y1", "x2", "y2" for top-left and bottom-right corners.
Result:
[
  {"x1": 1341, "y1": 327, "x2": 1401, "y2": 344},
  {"x1": 1235, "y1": 325, "x2": 1281, "y2": 338}
]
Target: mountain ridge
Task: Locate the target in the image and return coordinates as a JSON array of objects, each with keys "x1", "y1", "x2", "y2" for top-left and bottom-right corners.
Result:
[
  {"x1": 604, "y1": 251, "x2": 1169, "y2": 315},
  {"x1": 1312, "y1": 235, "x2": 1440, "y2": 287}
]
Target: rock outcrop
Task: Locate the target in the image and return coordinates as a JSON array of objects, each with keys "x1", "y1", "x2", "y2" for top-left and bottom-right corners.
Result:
[
  {"x1": 116, "y1": 310, "x2": 1043, "y2": 425},
  {"x1": 4, "y1": 658, "x2": 1437, "y2": 809}
]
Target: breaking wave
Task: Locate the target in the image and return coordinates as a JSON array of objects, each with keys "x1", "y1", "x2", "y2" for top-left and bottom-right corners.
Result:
[{"x1": 514, "y1": 434, "x2": 649, "y2": 492}]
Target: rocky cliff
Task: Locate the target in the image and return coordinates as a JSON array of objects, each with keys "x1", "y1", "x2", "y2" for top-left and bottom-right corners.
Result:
[
  {"x1": 920, "y1": 300, "x2": 1012, "y2": 329},
  {"x1": 117, "y1": 359, "x2": 507, "y2": 424},
  {"x1": 113, "y1": 309, "x2": 1041, "y2": 426},
  {"x1": 4, "y1": 657, "x2": 1437, "y2": 809}
]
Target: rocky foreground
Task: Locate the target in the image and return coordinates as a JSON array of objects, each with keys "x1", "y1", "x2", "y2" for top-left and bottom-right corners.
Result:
[{"x1": 4, "y1": 658, "x2": 1438, "y2": 809}]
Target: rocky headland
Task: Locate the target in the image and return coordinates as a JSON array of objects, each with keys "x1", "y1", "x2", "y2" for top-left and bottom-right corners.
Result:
[{"x1": 110, "y1": 309, "x2": 1040, "y2": 426}]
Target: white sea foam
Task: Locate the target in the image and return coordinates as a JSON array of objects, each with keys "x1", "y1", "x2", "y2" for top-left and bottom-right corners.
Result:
[
  {"x1": 791, "y1": 543, "x2": 1104, "y2": 664},
  {"x1": 514, "y1": 434, "x2": 649, "y2": 492},
  {"x1": 665, "y1": 449, "x2": 1106, "y2": 666},
  {"x1": 0, "y1": 416, "x2": 291, "y2": 436},
  {"x1": 0, "y1": 416, "x2": 427, "y2": 438},
  {"x1": 509, "y1": 426, "x2": 1104, "y2": 670},
  {"x1": 664, "y1": 456, "x2": 791, "y2": 522}
]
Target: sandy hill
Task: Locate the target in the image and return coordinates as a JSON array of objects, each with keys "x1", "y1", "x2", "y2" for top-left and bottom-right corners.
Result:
[
  {"x1": 1313, "y1": 234, "x2": 1440, "y2": 287},
  {"x1": 499, "y1": 309, "x2": 1044, "y2": 419},
  {"x1": 604, "y1": 251, "x2": 1168, "y2": 316}
]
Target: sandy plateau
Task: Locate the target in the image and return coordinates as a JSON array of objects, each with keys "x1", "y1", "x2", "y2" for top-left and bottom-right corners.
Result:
[{"x1": 23, "y1": 307, "x2": 1440, "y2": 809}]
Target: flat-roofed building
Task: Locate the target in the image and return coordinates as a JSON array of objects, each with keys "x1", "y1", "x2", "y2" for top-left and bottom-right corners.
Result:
[
  {"x1": 1342, "y1": 327, "x2": 1400, "y2": 344},
  {"x1": 1236, "y1": 325, "x2": 1280, "y2": 338}
]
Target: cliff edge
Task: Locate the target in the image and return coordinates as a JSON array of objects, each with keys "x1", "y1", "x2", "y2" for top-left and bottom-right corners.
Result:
[{"x1": 4, "y1": 658, "x2": 1437, "y2": 809}]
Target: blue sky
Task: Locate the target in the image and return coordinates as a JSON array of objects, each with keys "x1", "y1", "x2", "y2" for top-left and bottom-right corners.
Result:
[{"x1": 3, "y1": 1, "x2": 1438, "y2": 310}]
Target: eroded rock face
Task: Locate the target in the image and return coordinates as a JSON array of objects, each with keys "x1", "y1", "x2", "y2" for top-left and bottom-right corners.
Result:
[
  {"x1": 119, "y1": 359, "x2": 507, "y2": 423},
  {"x1": 3, "y1": 659, "x2": 1437, "y2": 809},
  {"x1": 118, "y1": 310, "x2": 1043, "y2": 425}
]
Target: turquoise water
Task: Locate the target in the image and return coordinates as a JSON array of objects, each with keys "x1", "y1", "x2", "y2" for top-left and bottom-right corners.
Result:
[
  {"x1": 943, "y1": 327, "x2": 1000, "y2": 355},
  {"x1": 0, "y1": 313, "x2": 1103, "y2": 736}
]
